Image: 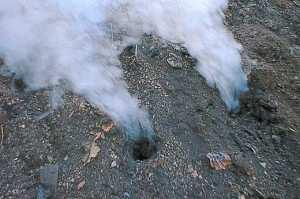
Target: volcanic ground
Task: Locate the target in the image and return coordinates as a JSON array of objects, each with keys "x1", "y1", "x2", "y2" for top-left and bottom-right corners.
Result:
[{"x1": 0, "y1": 0, "x2": 299, "y2": 198}]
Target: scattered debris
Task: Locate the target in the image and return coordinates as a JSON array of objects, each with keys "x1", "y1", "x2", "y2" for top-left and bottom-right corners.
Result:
[
  {"x1": 77, "y1": 180, "x2": 86, "y2": 191},
  {"x1": 206, "y1": 152, "x2": 232, "y2": 170},
  {"x1": 37, "y1": 164, "x2": 59, "y2": 199}
]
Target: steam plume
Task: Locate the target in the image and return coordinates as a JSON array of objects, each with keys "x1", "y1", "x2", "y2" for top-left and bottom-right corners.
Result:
[{"x1": 0, "y1": 0, "x2": 247, "y2": 138}]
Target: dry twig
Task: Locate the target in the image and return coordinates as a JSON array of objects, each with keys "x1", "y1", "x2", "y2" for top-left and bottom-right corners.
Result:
[{"x1": 1, "y1": 126, "x2": 4, "y2": 145}]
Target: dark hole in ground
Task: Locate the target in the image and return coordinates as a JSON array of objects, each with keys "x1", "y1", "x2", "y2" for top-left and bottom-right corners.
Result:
[
  {"x1": 131, "y1": 137, "x2": 158, "y2": 161},
  {"x1": 14, "y1": 78, "x2": 27, "y2": 91}
]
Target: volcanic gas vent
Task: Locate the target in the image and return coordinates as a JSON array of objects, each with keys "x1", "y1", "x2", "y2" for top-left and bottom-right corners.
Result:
[{"x1": 131, "y1": 137, "x2": 158, "y2": 161}]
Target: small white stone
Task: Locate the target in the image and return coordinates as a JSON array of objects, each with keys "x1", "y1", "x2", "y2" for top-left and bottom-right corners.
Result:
[
  {"x1": 64, "y1": 155, "x2": 69, "y2": 161},
  {"x1": 124, "y1": 192, "x2": 130, "y2": 198},
  {"x1": 239, "y1": 194, "x2": 246, "y2": 199},
  {"x1": 191, "y1": 170, "x2": 198, "y2": 178},
  {"x1": 260, "y1": 162, "x2": 267, "y2": 168},
  {"x1": 111, "y1": 160, "x2": 117, "y2": 168}
]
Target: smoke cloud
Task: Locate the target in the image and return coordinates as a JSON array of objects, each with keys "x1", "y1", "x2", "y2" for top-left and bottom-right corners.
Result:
[{"x1": 0, "y1": 0, "x2": 247, "y2": 138}]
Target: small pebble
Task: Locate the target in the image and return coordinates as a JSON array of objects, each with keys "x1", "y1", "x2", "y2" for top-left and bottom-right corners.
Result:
[
  {"x1": 111, "y1": 160, "x2": 117, "y2": 168},
  {"x1": 260, "y1": 162, "x2": 267, "y2": 168},
  {"x1": 191, "y1": 170, "x2": 198, "y2": 178},
  {"x1": 124, "y1": 192, "x2": 130, "y2": 198}
]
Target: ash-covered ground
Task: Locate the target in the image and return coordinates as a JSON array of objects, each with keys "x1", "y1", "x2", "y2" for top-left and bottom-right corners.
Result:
[{"x1": 0, "y1": 0, "x2": 299, "y2": 198}]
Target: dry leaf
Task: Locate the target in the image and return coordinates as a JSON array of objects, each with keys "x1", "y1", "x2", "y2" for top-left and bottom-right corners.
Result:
[
  {"x1": 83, "y1": 142, "x2": 100, "y2": 165},
  {"x1": 92, "y1": 121, "x2": 114, "y2": 142},
  {"x1": 94, "y1": 132, "x2": 104, "y2": 142},
  {"x1": 207, "y1": 152, "x2": 232, "y2": 170},
  {"x1": 101, "y1": 122, "x2": 114, "y2": 133},
  {"x1": 77, "y1": 180, "x2": 86, "y2": 190},
  {"x1": 82, "y1": 121, "x2": 113, "y2": 165},
  {"x1": 89, "y1": 142, "x2": 100, "y2": 159}
]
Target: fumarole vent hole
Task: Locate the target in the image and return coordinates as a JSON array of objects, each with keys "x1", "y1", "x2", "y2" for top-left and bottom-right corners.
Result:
[{"x1": 131, "y1": 137, "x2": 157, "y2": 161}]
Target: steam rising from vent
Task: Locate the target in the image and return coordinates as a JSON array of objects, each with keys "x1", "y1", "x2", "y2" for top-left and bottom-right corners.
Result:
[{"x1": 0, "y1": 0, "x2": 247, "y2": 138}]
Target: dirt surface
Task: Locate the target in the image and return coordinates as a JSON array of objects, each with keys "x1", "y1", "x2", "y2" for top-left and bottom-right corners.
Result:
[{"x1": 0, "y1": 0, "x2": 299, "y2": 198}]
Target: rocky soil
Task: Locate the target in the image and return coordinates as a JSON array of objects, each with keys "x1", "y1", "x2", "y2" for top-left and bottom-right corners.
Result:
[{"x1": 0, "y1": 0, "x2": 299, "y2": 198}]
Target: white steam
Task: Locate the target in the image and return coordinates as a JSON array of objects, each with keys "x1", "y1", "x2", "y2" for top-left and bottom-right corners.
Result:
[{"x1": 0, "y1": 0, "x2": 247, "y2": 137}]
